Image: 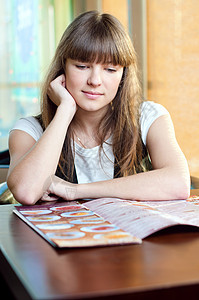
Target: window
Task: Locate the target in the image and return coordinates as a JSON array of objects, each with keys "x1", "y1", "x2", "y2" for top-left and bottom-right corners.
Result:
[{"x1": 0, "y1": 0, "x2": 73, "y2": 151}]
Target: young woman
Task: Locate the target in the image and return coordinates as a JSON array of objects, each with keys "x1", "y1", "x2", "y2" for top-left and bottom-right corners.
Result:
[{"x1": 7, "y1": 11, "x2": 190, "y2": 205}]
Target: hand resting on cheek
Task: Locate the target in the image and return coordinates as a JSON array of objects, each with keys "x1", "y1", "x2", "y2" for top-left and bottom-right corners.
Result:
[{"x1": 47, "y1": 74, "x2": 77, "y2": 115}]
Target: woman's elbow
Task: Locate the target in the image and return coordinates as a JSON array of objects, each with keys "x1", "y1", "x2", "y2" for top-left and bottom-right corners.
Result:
[
  {"x1": 173, "y1": 175, "x2": 190, "y2": 200},
  {"x1": 7, "y1": 178, "x2": 40, "y2": 205},
  {"x1": 15, "y1": 191, "x2": 38, "y2": 205},
  {"x1": 9, "y1": 188, "x2": 38, "y2": 205},
  {"x1": 175, "y1": 185, "x2": 190, "y2": 200}
]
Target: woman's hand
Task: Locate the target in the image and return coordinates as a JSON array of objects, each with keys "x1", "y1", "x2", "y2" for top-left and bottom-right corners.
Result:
[
  {"x1": 48, "y1": 74, "x2": 77, "y2": 113},
  {"x1": 41, "y1": 175, "x2": 78, "y2": 201}
]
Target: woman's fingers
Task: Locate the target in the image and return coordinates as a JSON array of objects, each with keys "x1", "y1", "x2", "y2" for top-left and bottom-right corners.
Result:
[
  {"x1": 47, "y1": 74, "x2": 74, "y2": 106},
  {"x1": 41, "y1": 192, "x2": 60, "y2": 201},
  {"x1": 43, "y1": 175, "x2": 78, "y2": 201}
]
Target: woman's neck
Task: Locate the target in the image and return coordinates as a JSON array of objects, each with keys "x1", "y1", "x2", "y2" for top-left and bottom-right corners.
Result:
[
  {"x1": 73, "y1": 107, "x2": 106, "y2": 134},
  {"x1": 71, "y1": 107, "x2": 110, "y2": 148}
]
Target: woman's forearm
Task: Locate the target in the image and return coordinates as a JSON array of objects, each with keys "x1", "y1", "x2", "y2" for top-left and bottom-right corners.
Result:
[
  {"x1": 7, "y1": 104, "x2": 74, "y2": 204},
  {"x1": 75, "y1": 167, "x2": 190, "y2": 201}
]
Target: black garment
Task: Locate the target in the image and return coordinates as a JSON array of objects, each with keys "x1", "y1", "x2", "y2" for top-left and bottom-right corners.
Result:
[{"x1": 0, "y1": 150, "x2": 10, "y2": 165}]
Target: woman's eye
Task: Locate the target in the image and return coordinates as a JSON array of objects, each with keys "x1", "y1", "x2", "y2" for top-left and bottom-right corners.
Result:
[
  {"x1": 76, "y1": 65, "x2": 88, "y2": 70},
  {"x1": 106, "y1": 67, "x2": 117, "y2": 73}
]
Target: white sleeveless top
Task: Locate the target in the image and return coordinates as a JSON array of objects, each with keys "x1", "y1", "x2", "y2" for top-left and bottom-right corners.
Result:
[{"x1": 10, "y1": 101, "x2": 169, "y2": 183}]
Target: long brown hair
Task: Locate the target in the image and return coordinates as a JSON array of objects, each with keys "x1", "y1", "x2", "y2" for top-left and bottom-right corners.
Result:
[{"x1": 39, "y1": 11, "x2": 146, "y2": 181}]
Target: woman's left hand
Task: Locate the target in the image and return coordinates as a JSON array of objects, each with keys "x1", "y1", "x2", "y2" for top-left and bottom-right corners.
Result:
[{"x1": 41, "y1": 175, "x2": 78, "y2": 201}]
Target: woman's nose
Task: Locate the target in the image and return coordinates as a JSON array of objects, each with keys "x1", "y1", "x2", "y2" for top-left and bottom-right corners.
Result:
[{"x1": 87, "y1": 67, "x2": 102, "y2": 87}]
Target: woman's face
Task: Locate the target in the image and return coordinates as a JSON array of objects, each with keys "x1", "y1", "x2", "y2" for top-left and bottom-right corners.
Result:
[{"x1": 65, "y1": 58, "x2": 123, "y2": 114}]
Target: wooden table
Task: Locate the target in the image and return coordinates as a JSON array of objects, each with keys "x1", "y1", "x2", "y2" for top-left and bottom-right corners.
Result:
[{"x1": 1, "y1": 190, "x2": 199, "y2": 300}]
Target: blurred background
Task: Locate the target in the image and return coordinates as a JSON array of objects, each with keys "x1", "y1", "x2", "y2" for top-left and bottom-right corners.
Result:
[{"x1": 0, "y1": 0, "x2": 198, "y2": 178}]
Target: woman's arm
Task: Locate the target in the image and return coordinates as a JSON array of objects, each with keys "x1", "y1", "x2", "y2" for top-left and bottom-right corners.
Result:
[
  {"x1": 43, "y1": 114, "x2": 190, "y2": 201},
  {"x1": 7, "y1": 75, "x2": 76, "y2": 205}
]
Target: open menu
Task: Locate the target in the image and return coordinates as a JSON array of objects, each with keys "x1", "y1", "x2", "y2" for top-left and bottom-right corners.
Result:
[{"x1": 13, "y1": 195, "x2": 199, "y2": 248}]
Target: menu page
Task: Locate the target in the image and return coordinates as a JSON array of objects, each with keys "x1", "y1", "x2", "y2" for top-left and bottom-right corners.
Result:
[
  {"x1": 14, "y1": 201, "x2": 141, "y2": 248},
  {"x1": 143, "y1": 196, "x2": 199, "y2": 226},
  {"x1": 84, "y1": 196, "x2": 199, "y2": 239},
  {"x1": 14, "y1": 195, "x2": 199, "y2": 246}
]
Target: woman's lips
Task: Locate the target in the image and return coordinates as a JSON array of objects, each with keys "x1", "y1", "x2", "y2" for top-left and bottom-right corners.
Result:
[{"x1": 82, "y1": 90, "x2": 104, "y2": 100}]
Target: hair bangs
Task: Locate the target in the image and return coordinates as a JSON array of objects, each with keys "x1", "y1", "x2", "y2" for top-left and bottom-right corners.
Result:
[{"x1": 66, "y1": 24, "x2": 131, "y2": 67}]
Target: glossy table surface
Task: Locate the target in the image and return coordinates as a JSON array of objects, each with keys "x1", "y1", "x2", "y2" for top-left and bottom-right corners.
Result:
[{"x1": 1, "y1": 189, "x2": 199, "y2": 300}]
